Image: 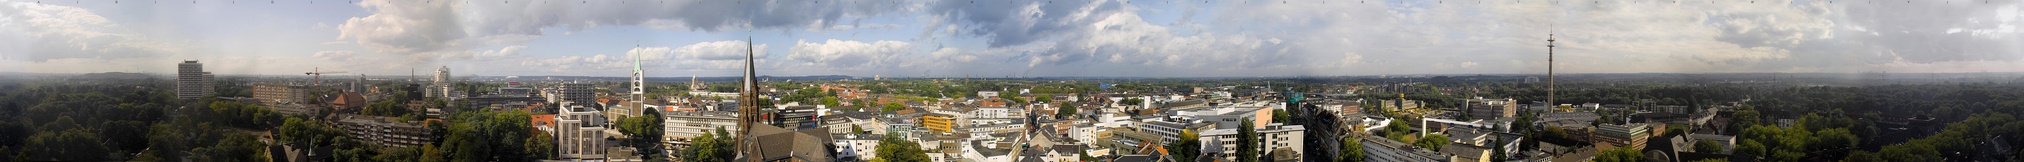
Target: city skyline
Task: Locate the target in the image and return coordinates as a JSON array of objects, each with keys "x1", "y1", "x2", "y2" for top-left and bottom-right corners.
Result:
[{"x1": 3, "y1": 0, "x2": 2022, "y2": 77}]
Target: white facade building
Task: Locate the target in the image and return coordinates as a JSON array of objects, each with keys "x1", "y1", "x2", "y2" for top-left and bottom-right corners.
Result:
[
  {"x1": 555, "y1": 103, "x2": 608, "y2": 159},
  {"x1": 1198, "y1": 123, "x2": 1306, "y2": 161}
]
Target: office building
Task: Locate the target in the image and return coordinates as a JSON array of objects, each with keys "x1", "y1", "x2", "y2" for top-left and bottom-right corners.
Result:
[
  {"x1": 923, "y1": 113, "x2": 957, "y2": 132},
  {"x1": 176, "y1": 60, "x2": 213, "y2": 99},
  {"x1": 555, "y1": 82, "x2": 595, "y2": 107}
]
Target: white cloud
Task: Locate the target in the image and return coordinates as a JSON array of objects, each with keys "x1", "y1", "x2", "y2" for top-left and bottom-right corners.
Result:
[
  {"x1": 314, "y1": 50, "x2": 359, "y2": 62},
  {"x1": 0, "y1": 2, "x2": 185, "y2": 62},
  {"x1": 473, "y1": 46, "x2": 527, "y2": 58},
  {"x1": 531, "y1": 41, "x2": 773, "y2": 73},
  {"x1": 334, "y1": 0, "x2": 914, "y2": 63},
  {"x1": 664, "y1": 41, "x2": 760, "y2": 60},
  {"x1": 336, "y1": 0, "x2": 465, "y2": 56},
  {"x1": 786, "y1": 39, "x2": 913, "y2": 69}
]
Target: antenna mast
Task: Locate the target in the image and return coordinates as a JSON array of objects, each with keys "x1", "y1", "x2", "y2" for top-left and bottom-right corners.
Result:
[{"x1": 1547, "y1": 26, "x2": 1558, "y2": 110}]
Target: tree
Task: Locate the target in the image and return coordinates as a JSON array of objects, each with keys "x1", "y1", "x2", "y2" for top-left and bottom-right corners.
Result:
[
  {"x1": 999, "y1": 92, "x2": 1021, "y2": 103},
  {"x1": 1810, "y1": 128, "x2": 1860, "y2": 158},
  {"x1": 1876, "y1": 143, "x2": 1941, "y2": 162},
  {"x1": 1735, "y1": 140, "x2": 1767, "y2": 158},
  {"x1": 821, "y1": 97, "x2": 842, "y2": 109},
  {"x1": 852, "y1": 125, "x2": 866, "y2": 134},
  {"x1": 23, "y1": 129, "x2": 109, "y2": 161},
  {"x1": 1383, "y1": 119, "x2": 1413, "y2": 139},
  {"x1": 875, "y1": 135, "x2": 931, "y2": 162},
  {"x1": 1164, "y1": 130, "x2": 1201, "y2": 162},
  {"x1": 1340, "y1": 137, "x2": 1365, "y2": 162},
  {"x1": 1844, "y1": 151, "x2": 1882, "y2": 162},
  {"x1": 1491, "y1": 135, "x2": 1507, "y2": 162},
  {"x1": 1237, "y1": 119, "x2": 1258, "y2": 162},
  {"x1": 882, "y1": 102, "x2": 906, "y2": 112},
  {"x1": 1413, "y1": 134, "x2": 1450, "y2": 151},
  {"x1": 1121, "y1": 98, "x2": 1145, "y2": 106},
  {"x1": 193, "y1": 133, "x2": 268, "y2": 162},
  {"x1": 1595, "y1": 147, "x2": 1644, "y2": 162},
  {"x1": 1271, "y1": 109, "x2": 1290, "y2": 123},
  {"x1": 1738, "y1": 125, "x2": 1810, "y2": 161},
  {"x1": 1730, "y1": 108, "x2": 1761, "y2": 133},
  {"x1": 440, "y1": 110, "x2": 540, "y2": 161},
  {"x1": 525, "y1": 133, "x2": 556, "y2": 160},
  {"x1": 617, "y1": 113, "x2": 664, "y2": 153},
  {"x1": 1056, "y1": 103, "x2": 1078, "y2": 119},
  {"x1": 678, "y1": 131, "x2": 726, "y2": 162},
  {"x1": 851, "y1": 99, "x2": 869, "y2": 111},
  {"x1": 1693, "y1": 140, "x2": 1725, "y2": 153}
]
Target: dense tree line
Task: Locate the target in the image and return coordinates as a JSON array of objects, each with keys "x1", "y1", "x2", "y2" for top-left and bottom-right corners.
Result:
[
  {"x1": 1846, "y1": 112, "x2": 2024, "y2": 161},
  {"x1": 677, "y1": 127, "x2": 735, "y2": 161},
  {"x1": 439, "y1": 110, "x2": 553, "y2": 161},
  {"x1": 0, "y1": 80, "x2": 282, "y2": 161},
  {"x1": 0, "y1": 78, "x2": 581, "y2": 161},
  {"x1": 1466, "y1": 81, "x2": 2024, "y2": 161}
]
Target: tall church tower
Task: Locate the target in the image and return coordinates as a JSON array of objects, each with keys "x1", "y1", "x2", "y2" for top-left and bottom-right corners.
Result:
[
  {"x1": 631, "y1": 45, "x2": 648, "y2": 117},
  {"x1": 735, "y1": 36, "x2": 765, "y2": 161}
]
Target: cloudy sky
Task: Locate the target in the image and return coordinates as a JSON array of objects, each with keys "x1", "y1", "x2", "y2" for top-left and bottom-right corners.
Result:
[{"x1": 0, "y1": 0, "x2": 2020, "y2": 77}]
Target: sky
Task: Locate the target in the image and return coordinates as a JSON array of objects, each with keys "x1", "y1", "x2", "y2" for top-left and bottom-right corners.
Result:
[{"x1": 0, "y1": 0, "x2": 2021, "y2": 77}]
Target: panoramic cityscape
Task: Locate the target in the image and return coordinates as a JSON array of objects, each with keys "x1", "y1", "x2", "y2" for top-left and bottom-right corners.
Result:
[{"x1": 3, "y1": 0, "x2": 2024, "y2": 162}]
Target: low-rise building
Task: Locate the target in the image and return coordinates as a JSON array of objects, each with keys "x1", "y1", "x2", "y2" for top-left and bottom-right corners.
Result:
[
  {"x1": 1362, "y1": 136, "x2": 1448, "y2": 162},
  {"x1": 661, "y1": 111, "x2": 738, "y2": 149},
  {"x1": 332, "y1": 115, "x2": 436, "y2": 148},
  {"x1": 1591, "y1": 123, "x2": 1651, "y2": 150},
  {"x1": 1198, "y1": 123, "x2": 1306, "y2": 161},
  {"x1": 1466, "y1": 97, "x2": 1518, "y2": 120},
  {"x1": 834, "y1": 133, "x2": 882, "y2": 161},
  {"x1": 252, "y1": 83, "x2": 311, "y2": 106},
  {"x1": 923, "y1": 113, "x2": 958, "y2": 132},
  {"x1": 1140, "y1": 118, "x2": 1214, "y2": 144}
]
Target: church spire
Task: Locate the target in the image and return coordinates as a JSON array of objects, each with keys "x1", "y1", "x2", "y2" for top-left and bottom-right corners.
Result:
[
  {"x1": 630, "y1": 43, "x2": 647, "y2": 117},
  {"x1": 734, "y1": 33, "x2": 766, "y2": 162}
]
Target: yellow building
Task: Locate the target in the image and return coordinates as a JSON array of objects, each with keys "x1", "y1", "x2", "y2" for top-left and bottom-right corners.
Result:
[{"x1": 922, "y1": 113, "x2": 956, "y2": 132}]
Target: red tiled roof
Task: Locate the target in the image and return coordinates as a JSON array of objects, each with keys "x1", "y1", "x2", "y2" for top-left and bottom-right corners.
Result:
[{"x1": 530, "y1": 114, "x2": 556, "y2": 128}]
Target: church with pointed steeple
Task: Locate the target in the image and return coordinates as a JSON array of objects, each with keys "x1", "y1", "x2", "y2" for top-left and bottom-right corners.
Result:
[
  {"x1": 731, "y1": 37, "x2": 835, "y2": 162},
  {"x1": 626, "y1": 45, "x2": 649, "y2": 119}
]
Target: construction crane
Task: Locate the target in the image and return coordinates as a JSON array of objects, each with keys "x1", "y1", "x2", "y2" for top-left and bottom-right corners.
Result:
[
  {"x1": 305, "y1": 67, "x2": 348, "y2": 88},
  {"x1": 303, "y1": 67, "x2": 348, "y2": 104}
]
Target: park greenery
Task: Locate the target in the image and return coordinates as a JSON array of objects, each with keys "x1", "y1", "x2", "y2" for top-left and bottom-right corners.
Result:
[{"x1": 0, "y1": 78, "x2": 566, "y2": 162}]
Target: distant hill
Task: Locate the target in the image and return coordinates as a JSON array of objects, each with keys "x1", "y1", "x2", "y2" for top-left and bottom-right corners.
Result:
[{"x1": 74, "y1": 72, "x2": 158, "y2": 80}]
